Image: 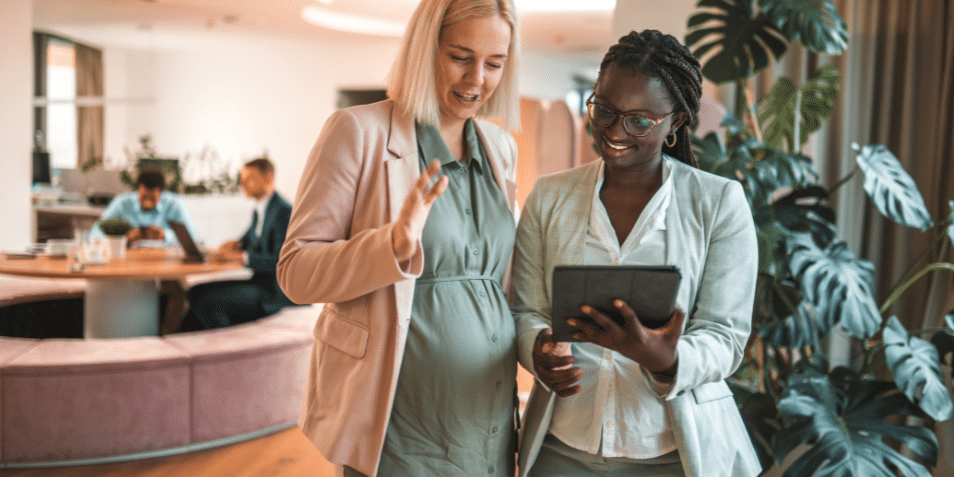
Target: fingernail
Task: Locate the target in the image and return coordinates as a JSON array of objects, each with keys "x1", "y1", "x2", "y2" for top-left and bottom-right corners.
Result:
[
  {"x1": 566, "y1": 319, "x2": 577, "y2": 327},
  {"x1": 572, "y1": 333, "x2": 582, "y2": 340},
  {"x1": 580, "y1": 305, "x2": 590, "y2": 313},
  {"x1": 614, "y1": 299, "x2": 624, "y2": 307}
]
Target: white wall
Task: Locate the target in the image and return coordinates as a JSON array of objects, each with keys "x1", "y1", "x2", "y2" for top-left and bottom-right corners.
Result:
[
  {"x1": 107, "y1": 35, "x2": 595, "y2": 201},
  {"x1": 613, "y1": 0, "x2": 696, "y2": 41},
  {"x1": 0, "y1": 0, "x2": 34, "y2": 250}
]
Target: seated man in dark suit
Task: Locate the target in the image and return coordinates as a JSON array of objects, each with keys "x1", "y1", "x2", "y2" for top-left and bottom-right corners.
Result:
[{"x1": 166, "y1": 157, "x2": 294, "y2": 332}]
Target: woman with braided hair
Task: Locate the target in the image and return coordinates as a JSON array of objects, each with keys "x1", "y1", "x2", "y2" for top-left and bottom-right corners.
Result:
[{"x1": 512, "y1": 29, "x2": 761, "y2": 476}]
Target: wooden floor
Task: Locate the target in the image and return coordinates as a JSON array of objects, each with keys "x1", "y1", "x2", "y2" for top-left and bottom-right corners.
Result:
[{"x1": 0, "y1": 427, "x2": 336, "y2": 477}]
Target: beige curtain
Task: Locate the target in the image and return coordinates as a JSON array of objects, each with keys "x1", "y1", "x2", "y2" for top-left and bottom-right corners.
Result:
[
  {"x1": 75, "y1": 42, "x2": 104, "y2": 170},
  {"x1": 822, "y1": 1, "x2": 954, "y2": 475}
]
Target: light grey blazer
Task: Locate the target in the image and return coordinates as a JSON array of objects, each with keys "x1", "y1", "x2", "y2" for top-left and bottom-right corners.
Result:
[{"x1": 512, "y1": 156, "x2": 762, "y2": 477}]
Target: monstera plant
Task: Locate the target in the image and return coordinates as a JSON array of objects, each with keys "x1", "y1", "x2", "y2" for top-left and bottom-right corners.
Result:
[{"x1": 685, "y1": 0, "x2": 954, "y2": 475}]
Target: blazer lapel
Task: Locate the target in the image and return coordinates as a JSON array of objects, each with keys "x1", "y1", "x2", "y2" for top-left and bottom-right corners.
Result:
[{"x1": 385, "y1": 104, "x2": 419, "y2": 223}]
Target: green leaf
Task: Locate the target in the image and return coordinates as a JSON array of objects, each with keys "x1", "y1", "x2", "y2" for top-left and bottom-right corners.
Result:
[
  {"x1": 946, "y1": 200, "x2": 954, "y2": 245},
  {"x1": 759, "y1": 296, "x2": 824, "y2": 348},
  {"x1": 710, "y1": 145, "x2": 818, "y2": 209},
  {"x1": 787, "y1": 233, "x2": 882, "y2": 339},
  {"x1": 759, "y1": 0, "x2": 849, "y2": 54},
  {"x1": 883, "y1": 316, "x2": 954, "y2": 422},
  {"x1": 691, "y1": 132, "x2": 727, "y2": 172},
  {"x1": 776, "y1": 371, "x2": 938, "y2": 477},
  {"x1": 853, "y1": 143, "x2": 934, "y2": 230},
  {"x1": 730, "y1": 383, "x2": 780, "y2": 470},
  {"x1": 771, "y1": 186, "x2": 837, "y2": 246},
  {"x1": 929, "y1": 312, "x2": 954, "y2": 383},
  {"x1": 759, "y1": 66, "x2": 840, "y2": 153},
  {"x1": 686, "y1": 0, "x2": 788, "y2": 84}
]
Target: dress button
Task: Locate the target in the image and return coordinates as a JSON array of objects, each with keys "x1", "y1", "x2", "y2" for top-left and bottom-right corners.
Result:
[
  {"x1": 479, "y1": 290, "x2": 486, "y2": 297},
  {"x1": 606, "y1": 420, "x2": 614, "y2": 428},
  {"x1": 492, "y1": 426, "x2": 499, "y2": 433},
  {"x1": 492, "y1": 334, "x2": 499, "y2": 342},
  {"x1": 473, "y1": 249, "x2": 479, "y2": 255},
  {"x1": 496, "y1": 381, "x2": 503, "y2": 390},
  {"x1": 488, "y1": 466, "x2": 495, "y2": 474}
]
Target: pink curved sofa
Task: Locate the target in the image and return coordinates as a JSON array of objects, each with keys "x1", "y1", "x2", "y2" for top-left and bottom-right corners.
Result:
[{"x1": 0, "y1": 302, "x2": 318, "y2": 467}]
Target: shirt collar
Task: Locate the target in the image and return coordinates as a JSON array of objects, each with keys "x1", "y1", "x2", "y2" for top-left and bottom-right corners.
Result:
[{"x1": 415, "y1": 119, "x2": 484, "y2": 174}]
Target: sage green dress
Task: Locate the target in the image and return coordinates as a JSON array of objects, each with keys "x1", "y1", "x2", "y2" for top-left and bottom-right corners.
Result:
[{"x1": 374, "y1": 120, "x2": 517, "y2": 476}]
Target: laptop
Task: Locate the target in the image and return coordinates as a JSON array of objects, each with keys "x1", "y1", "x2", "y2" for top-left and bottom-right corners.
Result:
[{"x1": 168, "y1": 221, "x2": 206, "y2": 263}]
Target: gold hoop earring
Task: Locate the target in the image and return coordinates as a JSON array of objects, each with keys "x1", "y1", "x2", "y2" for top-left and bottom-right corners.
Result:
[{"x1": 665, "y1": 131, "x2": 677, "y2": 148}]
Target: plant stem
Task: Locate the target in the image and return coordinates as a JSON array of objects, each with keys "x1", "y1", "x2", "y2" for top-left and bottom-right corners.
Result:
[
  {"x1": 885, "y1": 231, "x2": 951, "y2": 302},
  {"x1": 744, "y1": 83, "x2": 764, "y2": 144},
  {"x1": 827, "y1": 165, "x2": 859, "y2": 195},
  {"x1": 880, "y1": 262, "x2": 954, "y2": 314}
]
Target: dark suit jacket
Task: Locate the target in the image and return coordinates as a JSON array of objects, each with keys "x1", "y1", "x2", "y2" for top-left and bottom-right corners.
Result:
[{"x1": 240, "y1": 192, "x2": 294, "y2": 314}]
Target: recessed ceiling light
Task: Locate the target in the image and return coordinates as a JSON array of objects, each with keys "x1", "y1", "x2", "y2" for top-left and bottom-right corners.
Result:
[
  {"x1": 301, "y1": 6, "x2": 406, "y2": 37},
  {"x1": 515, "y1": 0, "x2": 616, "y2": 12}
]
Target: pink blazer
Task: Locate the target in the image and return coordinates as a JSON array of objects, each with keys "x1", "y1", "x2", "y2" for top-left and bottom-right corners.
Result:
[{"x1": 277, "y1": 100, "x2": 517, "y2": 477}]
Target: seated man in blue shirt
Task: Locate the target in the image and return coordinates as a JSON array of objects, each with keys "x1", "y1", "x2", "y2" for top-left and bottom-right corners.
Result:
[
  {"x1": 89, "y1": 169, "x2": 199, "y2": 247},
  {"x1": 164, "y1": 158, "x2": 294, "y2": 333}
]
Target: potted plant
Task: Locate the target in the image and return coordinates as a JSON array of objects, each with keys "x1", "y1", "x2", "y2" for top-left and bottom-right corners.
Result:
[
  {"x1": 97, "y1": 218, "x2": 132, "y2": 259},
  {"x1": 682, "y1": 0, "x2": 954, "y2": 475}
]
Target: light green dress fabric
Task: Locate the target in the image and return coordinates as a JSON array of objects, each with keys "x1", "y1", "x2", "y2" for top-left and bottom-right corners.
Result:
[{"x1": 372, "y1": 120, "x2": 517, "y2": 476}]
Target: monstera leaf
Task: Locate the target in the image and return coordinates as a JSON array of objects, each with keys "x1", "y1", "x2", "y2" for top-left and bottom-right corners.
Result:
[
  {"x1": 883, "y1": 316, "x2": 954, "y2": 422},
  {"x1": 730, "y1": 382, "x2": 780, "y2": 470},
  {"x1": 947, "y1": 200, "x2": 954, "y2": 245},
  {"x1": 770, "y1": 186, "x2": 837, "y2": 246},
  {"x1": 854, "y1": 143, "x2": 934, "y2": 230},
  {"x1": 759, "y1": 294, "x2": 824, "y2": 348},
  {"x1": 776, "y1": 371, "x2": 938, "y2": 477},
  {"x1": 760, "y1": 0, "x2": 849, "y2": 54},
  {"x1": 929, "y1": 312, "x2": 954, "y2": 384},
  {"x1": 686, "y1": 0, "x2": 788, "y2": 84},
  {"x1": 710, "y1": 145, "x2": 818, "y2": 209},
  {"x1": 759, "y1": 66, "x2": 840, "y2": 153},
  {"x1": 691, "y1": 131, "x2": 728, "y2": 172},
  {"x1": 752, "y1": 186, "x2": 835, "y2": 281},
  {"x1": 787, "y1": 233, "x2": 882, "y2": 339}
]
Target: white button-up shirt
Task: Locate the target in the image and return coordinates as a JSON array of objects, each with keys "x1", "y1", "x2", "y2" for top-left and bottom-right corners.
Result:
[{"x1": 549, "y1": 160, "x2": 676, "y2": 459}]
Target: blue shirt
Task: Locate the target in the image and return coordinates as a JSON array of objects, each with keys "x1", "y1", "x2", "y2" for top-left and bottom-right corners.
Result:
[{"x1": 89, "y1": 191, "x2": 199, "y2": 247}]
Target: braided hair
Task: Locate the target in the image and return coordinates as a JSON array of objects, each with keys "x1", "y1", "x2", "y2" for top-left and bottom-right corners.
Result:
[{"x1": 597, "y1": 29, "x2": 703, "y2": 168}]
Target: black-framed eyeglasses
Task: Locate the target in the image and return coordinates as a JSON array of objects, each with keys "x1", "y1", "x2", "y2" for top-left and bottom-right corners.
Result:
[{"x1": 585, "y1": 94, "x2": 673, "y2": 137}]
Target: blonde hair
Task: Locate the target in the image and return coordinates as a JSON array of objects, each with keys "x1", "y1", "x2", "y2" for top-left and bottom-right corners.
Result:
[{"x1": 386, "y1": 0, "x2": 521, "y2": 131}]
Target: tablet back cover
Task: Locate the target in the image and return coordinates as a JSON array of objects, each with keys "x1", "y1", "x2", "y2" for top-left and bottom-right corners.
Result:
[{"x1": 551, "y1": 265, "x2": 681, "y2": 342}]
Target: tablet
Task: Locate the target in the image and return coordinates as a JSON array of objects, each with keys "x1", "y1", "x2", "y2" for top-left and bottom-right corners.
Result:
[{"x1": 551, "y1": 265, "x2": 681, "y2": 342}]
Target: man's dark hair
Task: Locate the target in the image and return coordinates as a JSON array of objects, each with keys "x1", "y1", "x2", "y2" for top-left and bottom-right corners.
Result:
[
  {"x1": 597, "y1": 29, "x2": 703, "y2": 168},
  {"x1": 136, "y1": 169, "x2": 166, "y2": 190},
  {"x1": 244, "y1": 157, "x2": 275, "y2": 176}
]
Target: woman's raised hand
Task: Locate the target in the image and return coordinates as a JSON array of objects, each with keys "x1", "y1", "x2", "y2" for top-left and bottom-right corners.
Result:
[{"x1": 392, "y1": 159, "x2": 449, "y2": 262}]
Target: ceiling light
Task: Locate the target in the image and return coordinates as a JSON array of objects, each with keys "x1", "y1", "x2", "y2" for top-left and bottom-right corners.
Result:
[
  {"x1": 515, "y1": 0, "x2": 616, "y2": 12},
  {"x1": 301, "y1": 6, "x2": 406, "y2": 37}
]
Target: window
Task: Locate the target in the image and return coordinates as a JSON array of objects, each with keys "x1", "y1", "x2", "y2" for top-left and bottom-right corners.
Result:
[{"x1": 43, "y1": 36, "x2": 78, "y2": 170}]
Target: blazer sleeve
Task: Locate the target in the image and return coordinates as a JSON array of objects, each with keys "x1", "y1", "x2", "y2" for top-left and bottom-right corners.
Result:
[
  {"x1": 511, "y1": 182, "x2": 553, "y2": 376},
  {"x1": 277, "y1": 108, "x2": 423, "y2": 305},
  {"x1": 654, "y1": 180, "x2": 757, "y2": 399}
]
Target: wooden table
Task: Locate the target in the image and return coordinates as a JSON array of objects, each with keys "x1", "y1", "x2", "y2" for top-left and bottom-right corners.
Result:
[{"x1": 0, "y1": 248, "x2": 244, "y2": 338}]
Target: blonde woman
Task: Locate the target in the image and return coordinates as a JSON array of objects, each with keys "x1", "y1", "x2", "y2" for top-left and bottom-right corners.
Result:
[{"x1": 277, "y1": 0, "x2": 521, "y2": 476}]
